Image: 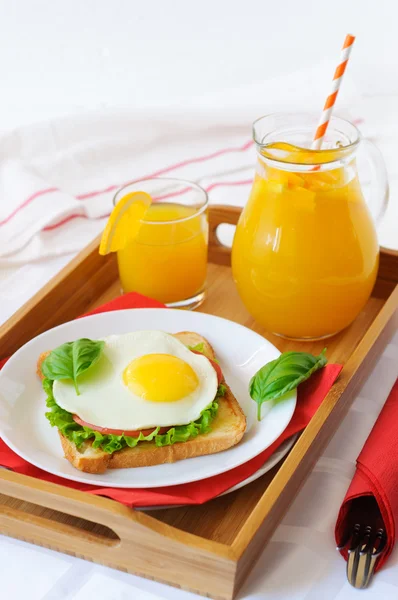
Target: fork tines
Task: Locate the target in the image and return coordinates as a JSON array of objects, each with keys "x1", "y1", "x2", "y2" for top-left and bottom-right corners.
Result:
[{"x1": 337, "y1": 525, "x2": 386, "y2": 589}]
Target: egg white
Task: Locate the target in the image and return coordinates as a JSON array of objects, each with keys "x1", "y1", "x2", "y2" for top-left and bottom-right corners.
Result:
[{"x1": 52, "y1": 331, "x2": 218, "y2": 430}]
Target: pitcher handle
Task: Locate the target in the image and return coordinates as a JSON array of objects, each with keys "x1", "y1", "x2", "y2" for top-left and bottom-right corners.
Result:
[
  {"x1": 362, "y1": 139, "x2": 389, "y2": 226},
  {"x1": 208, "y1": 205, "x2": 242, "y2": 266}
]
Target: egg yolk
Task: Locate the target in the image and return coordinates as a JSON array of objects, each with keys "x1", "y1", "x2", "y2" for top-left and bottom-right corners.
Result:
[{"x1": 123, "y1": 353, "x2": 199, "y2": 402}]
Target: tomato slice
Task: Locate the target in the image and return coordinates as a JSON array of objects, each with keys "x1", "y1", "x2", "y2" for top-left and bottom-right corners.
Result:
[
  {"x1": 190, "y1": 350, "x2": 224, "y2": 384},
  {"x1": 72, "y1": 415, "x2": 170, "y2": 437}
]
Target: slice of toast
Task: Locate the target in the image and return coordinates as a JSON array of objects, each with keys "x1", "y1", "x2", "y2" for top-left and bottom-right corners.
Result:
[{"x1": 37, "y1": 332, "x2": 246, "y2": 474}]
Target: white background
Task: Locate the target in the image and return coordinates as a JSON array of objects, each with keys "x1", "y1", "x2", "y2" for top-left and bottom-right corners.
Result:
[
  {"x1": 0, "y1": 1, "x2": 397, "y2": 599},
  {"x1": 0, "y1": 0, "x2": 397, "y2": 129}
]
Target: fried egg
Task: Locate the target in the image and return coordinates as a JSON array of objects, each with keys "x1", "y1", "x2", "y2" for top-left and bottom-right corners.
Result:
[{"x1": 52, "y1": 331, "x2": 218, "y2": 430}]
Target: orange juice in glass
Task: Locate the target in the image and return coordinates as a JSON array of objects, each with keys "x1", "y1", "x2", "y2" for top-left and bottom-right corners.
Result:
[
  {"x1": 232, "y1": 114, "x2": 389, "y2": 340},
  {"x1": 114, "y1": 178, "x2": 208, "y2": 309}
]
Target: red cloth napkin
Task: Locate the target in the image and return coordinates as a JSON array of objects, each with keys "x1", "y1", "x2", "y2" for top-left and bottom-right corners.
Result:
[
  {"x1": 0, "y1": 292, "x2": 342, "y2": 508},
  {"x1": 335, "y1": 379, "x2": 398, "y2": 570}
]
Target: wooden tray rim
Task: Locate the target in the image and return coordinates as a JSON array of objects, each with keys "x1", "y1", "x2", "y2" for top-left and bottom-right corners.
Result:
[
  {"x1": 0, "y1": 205, "x2": 397, "y2": 564},
  {"x1": 1, "y1": 284, "x2": 397, "y2": 562}
]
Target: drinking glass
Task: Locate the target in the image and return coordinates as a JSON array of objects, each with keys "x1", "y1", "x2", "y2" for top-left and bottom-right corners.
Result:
[{"x1": 114, "y1": 177, "x2": 208, "y2": 309}]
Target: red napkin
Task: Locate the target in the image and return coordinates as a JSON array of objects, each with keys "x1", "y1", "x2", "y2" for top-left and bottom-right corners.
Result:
[
  {"x1": 335, "y1": 379, "x2": 398, "y2": 570},
  {"x1": 0, "y1": 292, "x2": 342, "y2": 508}
]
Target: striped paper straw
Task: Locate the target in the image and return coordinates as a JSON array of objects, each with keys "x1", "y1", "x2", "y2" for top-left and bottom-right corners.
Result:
[{"x1": 312, "y1": 34, "x2": 356, "y2": 150}]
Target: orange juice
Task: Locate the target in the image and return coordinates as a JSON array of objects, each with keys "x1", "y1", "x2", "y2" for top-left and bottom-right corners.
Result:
[
  {"x1": 117, "y1": 202, "x2": 208, "y2": 304},
  {"x1": 232, "y1": 143, "x2": 379, "y2": 339}
]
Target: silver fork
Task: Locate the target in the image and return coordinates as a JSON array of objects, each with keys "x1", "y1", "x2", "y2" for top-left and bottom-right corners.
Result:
[{"x1": 337, "y1": 525, "x2": 386, "y2": 589}]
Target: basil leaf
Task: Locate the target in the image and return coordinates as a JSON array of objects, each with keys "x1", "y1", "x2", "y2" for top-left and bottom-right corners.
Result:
[
  {"x1": 71, "y1": 339, "x2": 105, "y2": 393},
  {"x1": 41, "y1": 343, "x2": 74, "y2": 382},
  {"x1": 250, "y1": 349, "x2": 327, "y2": 420},
  {"x1": 41, "y1": 338, "x2": 105, "y2": 395}
]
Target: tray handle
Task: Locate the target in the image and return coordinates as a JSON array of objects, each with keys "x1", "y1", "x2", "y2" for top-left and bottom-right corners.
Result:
[
  {"x1": 1, "y1": 501, "x2": 120, "y2": 548},
  {"x1": 208, "y1": 205, "x2": 242, "y2": 266},
  {"x1": 0, "y1": 470, "x2": 235, "y2": 598},
  {"x1": 0, "y1": 470, "x2": 129, "y2": 551}
]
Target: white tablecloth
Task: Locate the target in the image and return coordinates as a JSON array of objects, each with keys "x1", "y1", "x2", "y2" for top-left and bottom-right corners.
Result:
[
  {"x1": 1, "y1": 331, "x2": 397, "y2": 600},
  {"x1": 0, "y1": 95, "x2": 397, "y2": 598}
]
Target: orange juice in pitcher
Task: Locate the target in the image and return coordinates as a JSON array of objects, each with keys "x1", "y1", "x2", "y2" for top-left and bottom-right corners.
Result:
[{"x1": 232, "y1": 114, "x2": 389, "y2": 340}]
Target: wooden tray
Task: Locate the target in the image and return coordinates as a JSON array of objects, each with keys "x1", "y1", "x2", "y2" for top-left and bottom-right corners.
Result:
[{"x1": 0, "y1": 205, "x2": 397, "y2": 600}]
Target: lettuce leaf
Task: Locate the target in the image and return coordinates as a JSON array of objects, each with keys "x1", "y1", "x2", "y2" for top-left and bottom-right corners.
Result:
[
  {"x1": 154, "y1": 401, "x2": 218, "y2": 447},
  {"x1": 187, "y1": 342, "x2": 205, "y2": 353},
  {"x1": 216, "y1": 383, "x2": 227, "y2": 397},
  {"x1": 43, "y1": 378, "x2": 224, "y2": 454}
]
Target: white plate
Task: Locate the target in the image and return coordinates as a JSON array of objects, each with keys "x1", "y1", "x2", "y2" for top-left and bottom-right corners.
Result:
[
  {"x1": 0, "y1": 309, "x2": 296, "y2": 488},
  {"x1": 141, "y1": 435, "x2": 298, "y2": 510},
  {"x1": 220, "y1": 434, "x2": 298, "y2": 495}
]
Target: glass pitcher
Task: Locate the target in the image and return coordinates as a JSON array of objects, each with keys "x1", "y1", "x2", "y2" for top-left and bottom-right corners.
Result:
[{"x1": 232, "y1": 113, "x2": 389, "y2": 340}]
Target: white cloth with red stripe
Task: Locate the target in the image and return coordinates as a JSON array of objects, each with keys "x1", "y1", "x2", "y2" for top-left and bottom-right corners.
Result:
[
  {"x1": 0, "y1": 63, "x2": 361, "y2": 269},
  {"x1": 0, "y1": 116, "x2": 256, "y2": 264}
]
